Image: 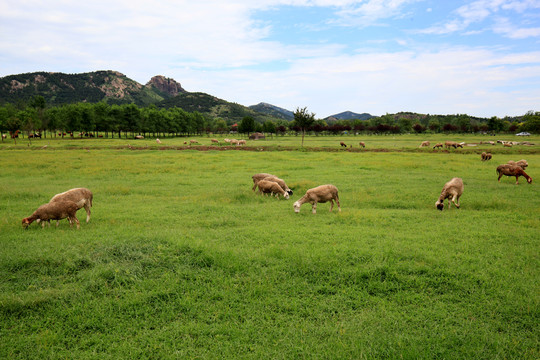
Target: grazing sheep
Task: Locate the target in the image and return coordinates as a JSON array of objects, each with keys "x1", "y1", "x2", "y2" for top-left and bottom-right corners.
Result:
[
  {"x1": 257, "y1": 179, "x2": 290, "y2": 199},
  {"x1": 224, "y1": 138, "x2": 231, "y2": 144},
  {"x1": 230, "y1": 139, "x2": 239, "y2": 145},
  {"x1": 252, "y1": 173, "x2": 274, "y2": 191},
  {"x1": 50, "y1": 188, "x2": 93, "y2": 223},
  {"x1": 435, "y1": 177, "x2": 464, "y2": 211},
  {"x1": 293, "y1": 185, "x2": 340, "y2": 214},
  {"x1": 503, "y1": 142, "x2": 512, "y2": 147},
  {"x1": 340, "y1": 141, "x2": 347, "y2": 147},
  {"x1": 156, "y1": 138, "x2": 162, "y2": 144},
  {"x1": 22, "y1": 201, "x2": 80, "y2": 229},
  {"x1": 496, "y1": 164, "x2": 532, "y2": 185},
  {"x1": 211, "y1": 138, "x2": 219, "y2": 145},
  {"x1": 189, "y1": 140, "x2": 198, "y2": 145},
  {"x1": 507, "y1": 160, "x2": 528, "y2": 169},
  {"x1": 445, "y1": 141, "x2": 463, "y2": 149},
  {"x1": 263, "y1": 176, "x2": 293, "y2": 195},
  {"x1": 359, "y1": 141, "x2": 365, "y2": 148},
  {"x1": 238, "y1": 139, "x2": 246, "y2": 146},
  {"x1": 134, "y1": 135, "x2": 144, "y2": 139},
  {"x1": 433, "y1": 143, "x2": 443, "y2": 149},
  {"x1": 480, "y1": 141, "x2": 495, "y2": 145},
  {"x1": 419, "y1": 141, "x2": 430, "y2": 148},
  {"x1": 252, "y1": 173, "x2": 293, "y2": 195},
  {"x1": 481, "y1": 152, "x2": 492, "y2": 161}
]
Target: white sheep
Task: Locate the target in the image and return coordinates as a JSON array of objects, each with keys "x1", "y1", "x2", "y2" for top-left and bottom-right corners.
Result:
[
  {"x1": 435, "y1": 177, "x2": 464, "y2": 211},
  {"x1": 293, "y1": 185, "x2": 340, "y2": 214},
  {"x1": 22, "y1": 201, "x2": 80, "y2": 229},
  {"x1": 252, "y1": 173, "x2": 275, "y2": 191},
  {"x1": 419, "y1": 141, "x2": 430, "y2": 148},
  {"x1": 50, "y1": 188, "x2": 93, "y2": 223},
  {"x1": 156, "y1": 138, "x2": 162, "y2": 144},
  {"x1": 257, "y1": 179, "x2": 290, "y2": 199}
]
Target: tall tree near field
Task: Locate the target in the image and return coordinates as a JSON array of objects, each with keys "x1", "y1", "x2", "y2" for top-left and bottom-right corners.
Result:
[
  {"x1": 239, "y1": 116, "x2": 255, "y2": 135},
  {"x1": 293, "y1": 107, "x2": 315, "y2": 147}
]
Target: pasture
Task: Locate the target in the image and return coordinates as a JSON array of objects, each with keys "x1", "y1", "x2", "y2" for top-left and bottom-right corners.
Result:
[{"x1": 1, "y1": 136, "x2": 539, "y2": 359}]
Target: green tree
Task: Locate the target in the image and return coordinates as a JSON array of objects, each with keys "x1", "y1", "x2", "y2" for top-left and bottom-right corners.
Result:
[
  {"x1": 239, "y1": 116, "x2": 255, "y2": 135},
  {"x1": 293, "y1": 107, "x2": 315, "y2": 147},
  {"x1": 262, "y1": 120, "x2": 276, "y2": 134}
]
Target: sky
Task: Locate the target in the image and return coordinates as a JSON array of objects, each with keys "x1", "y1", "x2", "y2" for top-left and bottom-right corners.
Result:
[{"x1": 1, "y1": 0, "x2": 540, "y2": 118}]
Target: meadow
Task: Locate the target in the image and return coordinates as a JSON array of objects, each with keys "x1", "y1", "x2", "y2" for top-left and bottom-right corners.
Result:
[{"x1": 1, "y1": 135, "x2": 538, "y2": 359}]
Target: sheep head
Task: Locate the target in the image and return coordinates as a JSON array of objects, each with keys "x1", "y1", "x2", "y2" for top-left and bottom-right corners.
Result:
[
  {"x1": 527, "y1": 177, "x2": 533, "y2": 184},
  {"x1": 435, "y1": 200, "x2": 444, "y2": 211},
  {"x1": 293, "y1": 201, "x2": 301, "y2": 213},
  {"x1": 287, "y1": 189, "x2": 293, "y2": 196},
  {"x1": 21, "y1": 217, "x2": 33, "y2": 228},
  {"x1": 284, "y1": 192, "x2": 290, "y2": 200}
]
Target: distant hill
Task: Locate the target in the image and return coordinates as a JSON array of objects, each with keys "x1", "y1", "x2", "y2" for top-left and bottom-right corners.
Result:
[
  {"x1": 0, "y1": 71, "x2": 184, "y2": 106},
  {"x1": 325, "y1": 111, "x2": 373, "y2": 121},
  {"x1": 158, "y1": 92, "x2": 275, "y2": 123},
  {"x1": 249, "y1": 102, "x2": 294, "y2": 121}
]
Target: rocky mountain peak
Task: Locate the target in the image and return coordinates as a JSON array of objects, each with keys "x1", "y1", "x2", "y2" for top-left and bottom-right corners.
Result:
[{"x1": 146, "y1": 75, "x2": 184, "y2": 97}]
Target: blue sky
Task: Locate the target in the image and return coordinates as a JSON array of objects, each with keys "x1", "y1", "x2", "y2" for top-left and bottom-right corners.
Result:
[{"x1": 1, "y1": 0, "x2": 539, "y2": 118}]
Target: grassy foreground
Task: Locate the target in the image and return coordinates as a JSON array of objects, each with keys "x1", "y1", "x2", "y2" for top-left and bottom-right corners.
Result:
[{"x1": 1, "y1": 138, "x2": 539, "y2": 359}]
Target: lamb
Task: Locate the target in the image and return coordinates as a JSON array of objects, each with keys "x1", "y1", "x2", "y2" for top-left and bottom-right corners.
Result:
[
  {"x1": 433, "y1": 143, "x2": 443, "y2": 149},
  {"x1": 257, "y1": 179, "x2": 290, "y2": 199},
  {"x1": 359, "y1": 141, "x2": 365, "y2": 148},
  {"x1": 340, "y1": 141, "x2": 347, "y2": 147},
  {"x1": 419, "y1": 141, "x2": 430, "y2": 148},
  {"x1": 435, "y1": 177, "x2": 464, "y2": 211},
  {"x1": 481, "y1": 152, "x2": 492, "y2": 161},
  {"x1": 50, "y1": 187, "x2": 93, "y2": 223},
  {"x1": 22, "y1": 201, "x2": 80, "y2": 229},
  {"x1": 507, "y1": 159, "x2": 528, "y2": 169},
  {"x1": 293, "y1": 184, "x2": 340, "y2": 214},
  {"x1": 252, "y1": 173, "x2": 293, "y2": 195},
  {"x1": 445, "y1": 141, "x2": 463, "y2": 149},
  {"x1": 496, "y1": 164, "x2": 532, "y2": 185}
]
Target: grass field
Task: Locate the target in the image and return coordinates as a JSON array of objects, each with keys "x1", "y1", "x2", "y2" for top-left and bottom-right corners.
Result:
[{"x1": 1, "y1": 135, "x2": 539, "y2": 359}]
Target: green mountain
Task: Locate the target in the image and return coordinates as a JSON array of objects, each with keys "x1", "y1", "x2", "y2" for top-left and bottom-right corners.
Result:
[
  {"x1": 249, "y1": 102, "x2": 294, "y2": 121},
  {"x1": 158, "y1": 92, "x2": 278, "y2": 123},
  {"x1": 0, "y1": 71, "x2": 283, "y2": 123},
  {"x1": 0, "y1": 71, "x2": 183, "y2": 106}
]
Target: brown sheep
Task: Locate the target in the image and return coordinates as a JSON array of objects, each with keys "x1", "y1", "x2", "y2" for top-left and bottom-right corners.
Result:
[
  {"x1": 507, "y1": 160, "x2": 528, "y2": 169},
  {"x1": 435, "y1": 177, "x2": 464, "y2": 211},
  {"x1": 293, "y1": 185, "x2": 340, "y2": 214},
  {"x1": 50, "y1": 188, "x2": 93, "y2": 223},
  {"x1": 481, "y1": 152, "x2": 492, "y2": 161},
  {"x1": 340, "y1": 141, "x2": 347, "y2": 147},
  {"x1": 359, "y1": 141, "x2": 365, "y2": 148},
  {"x1": 211, "y1": 138, "x2": 219, "y2": 145},
  {"x1": 433, "y1": 143, "x2": 443, "y2": 149},
  {"x1": 257, "y1": 180, "x2": 289, "y2": 199},
  {"x1": 419, "y1": 141, "x2": 430, "y2": 148},
  {"x1": 445, "y1": 141, "x2": 463, "y2": 149},
  {"x1": 496, "y1": 164, "x2": 532, "y2": 185},
  {"x1": 252, "y1": 173, "x2": 293, "y2": 195},
  {"x1": 22, "y1": 201, "x2": 80, "y2": 229}
]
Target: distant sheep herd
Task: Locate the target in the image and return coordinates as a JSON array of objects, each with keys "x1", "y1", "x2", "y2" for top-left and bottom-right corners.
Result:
[{"x1": 21, "y1": 142, "x2": 534, "y2": 228}]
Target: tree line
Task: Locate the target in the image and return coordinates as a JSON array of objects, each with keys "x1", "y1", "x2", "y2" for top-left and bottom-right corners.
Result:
[{"x1": 0, "y1": 96, "x2": 538, "y2": 139}]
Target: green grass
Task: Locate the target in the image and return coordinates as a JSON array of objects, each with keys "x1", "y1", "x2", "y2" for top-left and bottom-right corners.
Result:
[{"x1": 0, "y1": 137, "x2": 539, "y2": 359}]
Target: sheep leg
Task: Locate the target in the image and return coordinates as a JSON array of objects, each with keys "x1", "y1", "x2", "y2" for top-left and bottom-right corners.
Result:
[
  {"x1": 312, "y1": 203, "x2": 317, "y2": 214},
  {"x1": 515, "y1": 176, "x2": 519, "y2": 185},
  {"x1": 497, "y1": 173, "x2": 503, "y2": 182},
  {"x1": 84, "y1": 204, "x2": 91, "y2": 223},
  {"x1": 329, "y1": 200, "x2": 334, "y2": 212},
  {"x1": 336, "y1": 197, "x2": 341, "y2": 212},
  {"x1": 252, "y1": 183, "x2": 258, "y2": 192},
  {"x1": 452, "y1": 195, "x2": 460, "y2": 209}
]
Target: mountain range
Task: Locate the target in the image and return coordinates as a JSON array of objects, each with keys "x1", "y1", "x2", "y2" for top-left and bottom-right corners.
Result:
[{"x1": 0, "y1": 70, "x2": 373, "y2": 122}]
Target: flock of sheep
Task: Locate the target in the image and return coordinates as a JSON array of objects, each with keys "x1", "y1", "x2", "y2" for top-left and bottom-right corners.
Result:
[{"x1": 21, "y1": 147, "x2": 534, "y2": 228}]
